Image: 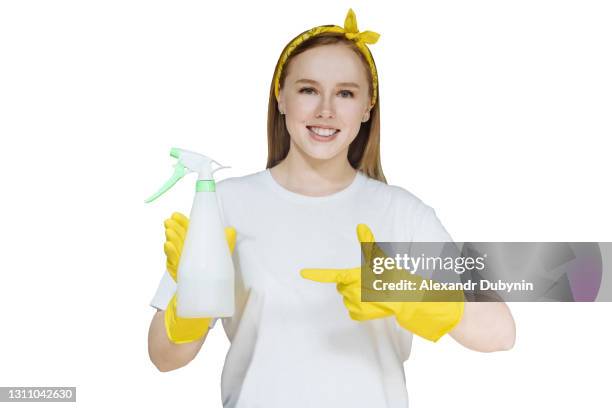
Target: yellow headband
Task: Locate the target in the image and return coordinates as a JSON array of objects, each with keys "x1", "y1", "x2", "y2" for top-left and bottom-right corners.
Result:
[{"x1": 273, "y1": 8, "x2": 380, "y2": 107}]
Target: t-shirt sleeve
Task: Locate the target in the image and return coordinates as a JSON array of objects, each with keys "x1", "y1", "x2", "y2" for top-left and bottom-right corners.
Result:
[
  {"x1": 409, "y1": 202, "x2": 458, "y2": 284},
  {"x1": 390, "y1": 320, "x2": 414, "y2": 362},
  {"x1": 149, "y1": 270, "x2": 176, "y2": 311},
  {"x1": 411, "y1": 202, "x2": 453, "y2": 242}
]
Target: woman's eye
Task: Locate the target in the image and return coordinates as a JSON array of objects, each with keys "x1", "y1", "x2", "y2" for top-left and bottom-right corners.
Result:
[{"x1": 298, "y1": 88, "x2": 354, "y2": 98}]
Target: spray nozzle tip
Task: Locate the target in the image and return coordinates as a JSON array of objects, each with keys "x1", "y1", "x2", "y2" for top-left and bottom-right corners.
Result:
[{"x1": 170, "y1": 147, "x2": 180, "y2": 159}]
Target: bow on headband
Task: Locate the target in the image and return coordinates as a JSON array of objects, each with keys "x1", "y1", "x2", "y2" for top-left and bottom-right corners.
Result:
[
  {"x1": 343, "y1": 8, "x2": 380, "y2": 45},
  {"x1": 273, "y1": 8, "x2": 381, "y2": 106}
]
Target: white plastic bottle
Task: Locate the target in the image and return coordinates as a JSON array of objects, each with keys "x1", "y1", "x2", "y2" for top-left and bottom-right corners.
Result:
[{"x1": 145, "y1": 147, "x2": 235, "y2": 318}]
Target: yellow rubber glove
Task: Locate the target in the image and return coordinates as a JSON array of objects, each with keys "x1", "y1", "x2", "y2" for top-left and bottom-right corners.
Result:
[
  {"x1": 162, "y1": 212, "x2": 237, "y2": 344},
  {"x1": 300, "y1": 224, "x2": 464, "y2": 342}
]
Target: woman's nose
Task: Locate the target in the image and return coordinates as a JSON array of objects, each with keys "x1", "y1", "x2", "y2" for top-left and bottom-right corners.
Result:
[{"x1": 316, "y1": 95, "x2": 336, "y2": 118}]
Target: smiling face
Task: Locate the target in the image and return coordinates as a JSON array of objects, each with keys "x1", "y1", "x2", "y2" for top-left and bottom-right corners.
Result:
[{"x1": 277, "y1": 43, "x2": 373, "y2": 162}]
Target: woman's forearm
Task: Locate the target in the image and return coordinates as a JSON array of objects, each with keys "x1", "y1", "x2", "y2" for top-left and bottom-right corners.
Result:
[
  {"x1": 148, "y1": 310, "x2": 207, "y2": 371},
  {"x1": 449, "y1": 301, "x2": 516, "y2": 352}
]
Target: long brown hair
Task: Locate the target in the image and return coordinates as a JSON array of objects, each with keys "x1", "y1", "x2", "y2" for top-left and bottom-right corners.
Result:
[{"x1": 266, "y1": 32, "x2": 387, "y2": 183}]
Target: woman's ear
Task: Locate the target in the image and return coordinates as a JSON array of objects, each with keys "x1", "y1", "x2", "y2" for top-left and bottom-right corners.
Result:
[
  {"x1": 277, "y1": 91, "x2": 285, "y2": 115},
  {"x1": 362, "y1": 105, "x2": 372, "y2": 122}
]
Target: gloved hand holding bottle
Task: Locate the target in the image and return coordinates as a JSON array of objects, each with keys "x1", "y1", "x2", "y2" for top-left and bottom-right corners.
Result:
[
  {"x1": 162, "y1": 212, "x2": 237, "y2": 344},
  {"x1": 146, "y1": 147, "x2": 236, "y2": 319},
  {"x1": 300, "y1": 224, "x2": 464, "y2": 342}
]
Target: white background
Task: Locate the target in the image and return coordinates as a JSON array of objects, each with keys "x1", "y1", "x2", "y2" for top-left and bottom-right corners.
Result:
[{"x1": 1, "y1": 0, "x2": 611, "y2": 407}]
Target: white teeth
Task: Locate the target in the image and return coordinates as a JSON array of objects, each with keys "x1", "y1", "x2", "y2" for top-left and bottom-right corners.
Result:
[{"x1": 309, "y1": 126, "x2": 339, "y2": 137}]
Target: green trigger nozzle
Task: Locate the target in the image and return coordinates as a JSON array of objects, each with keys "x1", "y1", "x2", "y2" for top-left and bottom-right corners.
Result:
[
  {"x1": 145, "y1": 147, "x2": 230, "y2": 204},
  {"x1": 144, "y1": 161, "x2": 187, "y2": 203}
]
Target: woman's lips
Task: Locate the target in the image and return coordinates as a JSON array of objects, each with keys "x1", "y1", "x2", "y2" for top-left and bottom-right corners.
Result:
[{"x1": 306, "y1": 126, "x2": 339, "y2": 142}]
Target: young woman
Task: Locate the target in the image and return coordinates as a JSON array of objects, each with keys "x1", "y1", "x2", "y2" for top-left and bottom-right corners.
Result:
[{"x1": 148, "y1": 9, "x2": 515, "y2": 408}]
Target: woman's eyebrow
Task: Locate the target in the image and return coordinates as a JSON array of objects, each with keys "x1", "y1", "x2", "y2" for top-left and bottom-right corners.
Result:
[{"x1": 295, "y1": 79, "x2": 360, "y2": 88}]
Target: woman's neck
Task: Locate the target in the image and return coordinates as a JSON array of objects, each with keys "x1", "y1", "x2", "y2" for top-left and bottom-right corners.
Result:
[{"x1": 269, "y1": 146, "x2": 357, "y2": 197}]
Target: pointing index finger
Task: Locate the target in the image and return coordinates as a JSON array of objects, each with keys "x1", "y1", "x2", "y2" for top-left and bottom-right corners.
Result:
[
  {"x1": 300, "y1": 268, "x2": 360, "y2": 284},
  {"x1": 300, "y1": 268, "x2": 342, "y2": 283}
]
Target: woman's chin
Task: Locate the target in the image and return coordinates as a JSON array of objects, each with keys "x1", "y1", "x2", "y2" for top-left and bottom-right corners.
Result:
[
  {"x1": 301, "y1": 147, "x2": 344, "y2": 161},
  {"x1": 291, "y1": 136, "x2": 349, "y2": 162}
]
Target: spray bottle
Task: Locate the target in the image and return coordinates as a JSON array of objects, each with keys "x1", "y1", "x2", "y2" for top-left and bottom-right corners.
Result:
[{"x1": 145, "y1": 147, "x2": 234, "y2": 318}]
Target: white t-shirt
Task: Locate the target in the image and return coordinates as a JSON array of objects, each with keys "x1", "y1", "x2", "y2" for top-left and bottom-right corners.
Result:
[{"x1": 150, "y1": 169, "x2": 452, "y2": 408}]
